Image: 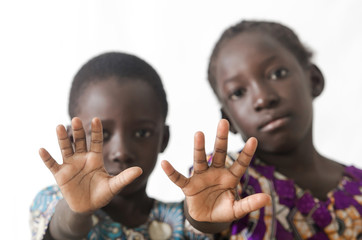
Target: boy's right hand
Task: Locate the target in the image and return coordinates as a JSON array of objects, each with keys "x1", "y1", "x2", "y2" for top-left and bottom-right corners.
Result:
[{"x1": 39, "y1": 117, "x2": 143, "y2": 214}]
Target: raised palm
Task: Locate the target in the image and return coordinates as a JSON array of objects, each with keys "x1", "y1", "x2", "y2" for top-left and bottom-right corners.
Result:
[
  {"x1": 162, "y1": 119, "x2": 270, "y2": 222},
  {"x1": 39, "y1": 117, "x2": 142, "y2": 213}
]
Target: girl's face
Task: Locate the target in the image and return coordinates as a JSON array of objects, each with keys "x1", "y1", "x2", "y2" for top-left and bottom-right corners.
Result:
[
  {"x1": 76, "y1": 77, "x2": 168, "y2": 195},
  {"x1": 215, "y1": 32, "x2": 317, "y2": 153}
]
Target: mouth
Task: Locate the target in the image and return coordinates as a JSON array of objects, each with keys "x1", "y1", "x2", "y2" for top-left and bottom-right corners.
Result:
[
  {"x1": 107, "y1": 172, "x2": 119, "y2": 177},
  {"x1": 259, "y1": 115, "x2": 290, "y2": 132},
  {"x1": 107, "y1": 168, "x2": 127, "y2": 177}
]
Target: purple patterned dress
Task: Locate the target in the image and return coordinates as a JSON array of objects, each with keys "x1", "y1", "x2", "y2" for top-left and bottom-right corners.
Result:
[{"x1": 195, "y1": 152, "x2": 362, "y2": 240}]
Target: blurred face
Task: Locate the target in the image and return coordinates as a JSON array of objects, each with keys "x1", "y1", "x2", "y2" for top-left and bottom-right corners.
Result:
[
  {"x1": 215, "y1": 32, "x2": 315, "y2": 153},
  {"x1": 76, "y1": 77, "x2": 168, "y2": 195}
]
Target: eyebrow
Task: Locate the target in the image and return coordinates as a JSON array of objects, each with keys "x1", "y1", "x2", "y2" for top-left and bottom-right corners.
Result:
[
  {"x1": 223, "y1": 55, "x2": 278, "y2": 86},
  {"x1": 100, "y1": 118, "x2": 158, "y2": 127},
  {"x1": 223, "y1": 75, "x2": 241, "y2": 87},
  {"x1": 259, "y1": 55, "x2": 277, "y2": 69},
  {"x1": 132, "y1": 119, "x2": 158, "y2": 126}
]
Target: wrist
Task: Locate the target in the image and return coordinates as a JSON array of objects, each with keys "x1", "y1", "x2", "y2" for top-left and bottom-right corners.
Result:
[
  {"x1": 59, "y1": 199, "x2": 94, "y2": 217},
  {"x1": 183, "y1": 201, "x2": 231, "y2": 234},
  {"x1": 49, "y1": 199, "x2": 93, "y2": 239}
]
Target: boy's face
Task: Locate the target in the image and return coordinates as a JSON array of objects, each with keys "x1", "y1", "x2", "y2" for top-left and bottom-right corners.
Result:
[
  {"x1": 214, "y1": 32, "x2": 316, "y2": 153},
  {"x1": 76, "y1": 77, "x2": 168, "y2": 195}
]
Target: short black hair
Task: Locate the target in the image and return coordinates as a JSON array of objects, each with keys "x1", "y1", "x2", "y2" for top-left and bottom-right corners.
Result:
[
  {"x1": 208, "y1": 20, "x2": 313, "y2": 96},
  {"x1": 68, "y1": 52, "x2": 168, "y2": 120}
]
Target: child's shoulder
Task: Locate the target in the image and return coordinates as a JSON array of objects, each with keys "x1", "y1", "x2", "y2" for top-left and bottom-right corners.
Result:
[
  {"x1": 344, "y1": 165, "x2": 362, "y2": 181},
  {"x1": 30, "y1": 185, "x2": 62, "y2": 212},
  {"x1": 30, "y1": 185, "x2": 63, "y2": 240},
  {"x1": 36, "y1": 185, "x2": 61, "y2": 195},
  {"x1": 151, "y1": 199, "x2": 184, "y2": 220}
]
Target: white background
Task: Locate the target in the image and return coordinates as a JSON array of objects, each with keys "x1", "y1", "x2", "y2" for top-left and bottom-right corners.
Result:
[{"x1": 1, "y1": 1, "x2": 361, "y2": 239}]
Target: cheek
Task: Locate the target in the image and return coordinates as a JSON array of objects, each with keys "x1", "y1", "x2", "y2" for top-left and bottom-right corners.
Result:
[
  {"x1": 287, "y1": 85, "x2": 313, "y2": 117},
  {"x1": 100, "y1": 145, "x2": 111, "y2": 168},
  {"x1": 136, "y1": 142, "x2": 160, "y2": 166},
  {"x1": 227, "y1": 103, "x2": 254, "y2": 130},
  {"x1": 286, "y1": 76, "x2": 312, "y2": 102}
]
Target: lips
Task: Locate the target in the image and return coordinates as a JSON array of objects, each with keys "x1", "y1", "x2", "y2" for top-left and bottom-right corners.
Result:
[
  {"x1": 107, "y1": 172, "x2": 119, "y2": 176},
  {"x1": 258, "y1": 114, "x2": 290, "y2": 132},
  {"x1": 107, "y1": 166, "x2": 128, "y2": 176}
]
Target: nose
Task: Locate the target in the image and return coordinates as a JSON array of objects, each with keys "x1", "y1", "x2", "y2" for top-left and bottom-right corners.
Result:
[
  {"x1": 252, "y1": 81, "x2": 280, "y2": 111},
  {"x1": 108, "y1": 132, "x2": 134, "y2": 164}
]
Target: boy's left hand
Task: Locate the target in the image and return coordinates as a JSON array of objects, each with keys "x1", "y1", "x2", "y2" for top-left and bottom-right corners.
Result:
[{"x1": 161, "y1": 119, "x2": 270, "y2": 223}]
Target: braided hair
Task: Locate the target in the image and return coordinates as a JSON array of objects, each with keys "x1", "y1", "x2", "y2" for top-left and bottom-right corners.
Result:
[{"x1": 207, "y1": 20, "x2": 313, "y2": 96}]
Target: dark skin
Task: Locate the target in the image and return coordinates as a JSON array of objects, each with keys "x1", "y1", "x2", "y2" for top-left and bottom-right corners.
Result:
[
  {"x1": 215, "y1": 32, "x2": 345, "y2": 200},
  {"x1": 162, "y1": 119, "x2": 271, "y2": 232},
  {"x1": 39, "y1": 77, "x2": 169, "y2": 239},
  {"x1": 163, "y1": 31, "x2": 345, "y2": 234}
]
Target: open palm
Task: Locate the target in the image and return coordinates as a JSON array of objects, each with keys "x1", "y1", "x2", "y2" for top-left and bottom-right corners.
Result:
[
  {"x1": 162, "y1": 119, "x2": 270, "y2": 223},
  {"x1": 39, "y1": 117, "x2": 142, "y2": 213}
]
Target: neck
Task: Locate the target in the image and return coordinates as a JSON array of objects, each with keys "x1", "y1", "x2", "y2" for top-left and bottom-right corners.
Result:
[
  {"x1": 256, "y1": 130, "x2": 320, "y2": 173},
  {"x1": 254, "y1": 129, "x2": 344, "y2": 200}
]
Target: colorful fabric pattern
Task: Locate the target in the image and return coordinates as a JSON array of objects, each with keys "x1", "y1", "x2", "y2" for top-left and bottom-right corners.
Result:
[
  {"x1": 191, "y1": 152, "x2": 362, "y2": 240},
  {"x1": 30, "y1": 185, "x2": 213, "y2": 240}
]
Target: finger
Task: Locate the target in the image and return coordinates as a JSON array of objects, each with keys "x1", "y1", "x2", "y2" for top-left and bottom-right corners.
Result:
[
  {"x1": 89, "y1": 118, "x2": 103, "y2": 154},
  {"x1": 229, "y1": 137, "x2": 257, "y2": 178},
  {"x1": 56, "y1": 124, "x2": 74, "y2": 160},
  {"x1": 71, "y1": 117, "x2": 87, "y2": 153},
  {"x1": 211, "y1": 119, "x2": 229, "y2": 168},
  {"x1": 161, "y1": 160, "x2": 189, "y2": 189},
  {"x1": 233, "y1": 193, "x2": 271, "y2": 219},
  {"x1": 39, "y1": 148, "x2": 60, "y2": 175},
  {"x1": 193, "y1": 131, "x2": 208, "y2": 174},
  {"x1": 109, "y1": 167, "x2": 143, "y2": 195}
]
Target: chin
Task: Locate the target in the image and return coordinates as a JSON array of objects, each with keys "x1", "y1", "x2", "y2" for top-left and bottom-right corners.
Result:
[
  {"x1": 264, "y1": 145, "x2": 297, "y2": 155},
  {"x1": 117, "y1": 179, "x2": 148, "y2": 197},
  {"x1": 259, "y1": 135, "x2": 300, "y2": 154}
]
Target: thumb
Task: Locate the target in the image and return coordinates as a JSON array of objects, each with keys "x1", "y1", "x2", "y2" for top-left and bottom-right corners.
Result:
[
  {"x1": 161, "y1": 160, "x2": 189, "y2": 189},
  {"x1": 233, "y1": 193, "x2": 271, "y2": 219},
  {"x1": 108, "y1": 167, "x2": 143, "y2": 195}
]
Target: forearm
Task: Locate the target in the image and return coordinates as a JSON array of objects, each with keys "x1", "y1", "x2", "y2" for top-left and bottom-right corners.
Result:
[
  {"x1": 184, "y1": 201, "x2": 230, "y2": 234},
  {"x1": 48, "y1": 199, "x2": 93, "y2": 240}
]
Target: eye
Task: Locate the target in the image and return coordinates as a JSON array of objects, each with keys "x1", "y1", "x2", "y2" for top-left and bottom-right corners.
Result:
[
  {"x1": 229, "y1": 88, "x2": 246, "y2": 100},
  {"x1": 103, "y1": 130, "x2": 111, "y2": 141},
  {"x1": 270, "y1": 68, "x2": 288, "y2": 80},
  {"x1": 135, "y1": 129, "x2": 152, "y2": 138}
]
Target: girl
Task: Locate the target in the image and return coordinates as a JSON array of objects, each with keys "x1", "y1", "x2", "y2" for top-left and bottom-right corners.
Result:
[{"x1": 162, "y1": 21, "x2": 362, "y2": 239}]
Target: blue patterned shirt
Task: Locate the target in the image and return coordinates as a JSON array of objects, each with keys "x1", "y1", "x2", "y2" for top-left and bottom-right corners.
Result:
[{"x1": 30, "y1": 185, "x2": 213, "y2": 240}]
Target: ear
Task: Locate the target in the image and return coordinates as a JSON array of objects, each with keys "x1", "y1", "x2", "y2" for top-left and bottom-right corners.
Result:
[
  {"x1": 160, "y1": 125, "x2": 170, "y2": 153},
  {"x1": 309, "y1": 64, "x2": 325, "y2": 98},
  {"x1": 221, "y1": 108, "x2": 237, "y2": 134}
]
